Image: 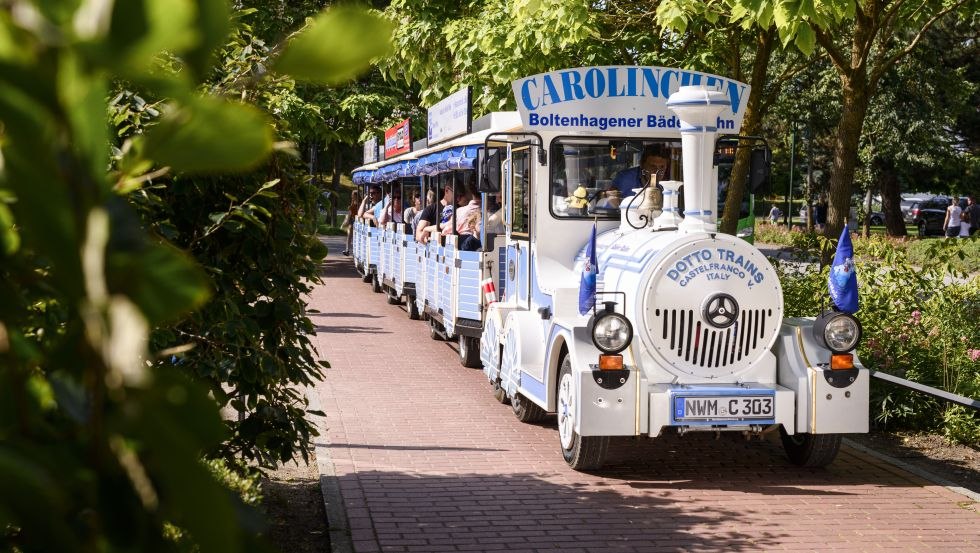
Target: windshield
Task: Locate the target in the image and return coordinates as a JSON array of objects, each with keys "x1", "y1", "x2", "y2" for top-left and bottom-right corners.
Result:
[{"x1": 549, "y1": 138, "x2": 678, "y2": 219}]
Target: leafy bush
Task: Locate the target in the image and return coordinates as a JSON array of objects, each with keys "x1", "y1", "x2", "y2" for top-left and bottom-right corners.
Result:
[
  {"x1": 0, "y1": 1, "x2": 390, "y2": 550},
  {"x1": 777, "y1": 236, "x2": 980, "y2": 444}
]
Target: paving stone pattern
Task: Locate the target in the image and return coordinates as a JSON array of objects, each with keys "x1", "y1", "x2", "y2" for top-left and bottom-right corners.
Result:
[{"x1": 310, "y1": 240, "x2": 979, "y2": 553}]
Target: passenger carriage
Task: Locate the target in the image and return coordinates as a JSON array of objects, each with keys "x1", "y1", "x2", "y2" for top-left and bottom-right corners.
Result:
[{"x1": 350, "y1": 66, "x2": 869, "y2": 470}]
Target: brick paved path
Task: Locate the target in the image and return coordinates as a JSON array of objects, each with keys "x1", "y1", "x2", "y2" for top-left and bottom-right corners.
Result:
[{"x1": 310, "y1": 240, "x2": 978, "y2": 553}]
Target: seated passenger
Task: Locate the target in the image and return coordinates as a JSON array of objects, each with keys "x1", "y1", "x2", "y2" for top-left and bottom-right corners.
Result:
[
  {"x1": 359, "y1": 185, "x2": 382, "y2": 225},
  {"x1": 415, "y1": 183, "x2": 454, "y2": 243},
  {"x1": 454, "y1": 194, "x2": 482, "y2": 251},
  {"x1": 484, "y1": 194, "x2": 504, "y2": 235},
  {"x1": 402, "y1": 192, "x2": 421, "y2": 235},
  {"x1": 378, "y1": 193, "x2": 404, "y2": 226}
]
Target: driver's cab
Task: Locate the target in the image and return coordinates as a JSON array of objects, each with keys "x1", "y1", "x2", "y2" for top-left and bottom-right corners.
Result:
[{"x1": 548, "y1": 138, "x2": 682, "y2": 221}]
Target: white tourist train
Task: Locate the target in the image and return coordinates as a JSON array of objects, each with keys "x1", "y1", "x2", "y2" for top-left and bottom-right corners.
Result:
[{"x1": 351, "y1": 66, "x2": 869, "y2": 470}]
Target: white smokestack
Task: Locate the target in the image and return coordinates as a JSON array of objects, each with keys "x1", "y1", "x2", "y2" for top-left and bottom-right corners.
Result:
[{"x1": 666, "y1": 86, "x2": 730, "y2": 233}]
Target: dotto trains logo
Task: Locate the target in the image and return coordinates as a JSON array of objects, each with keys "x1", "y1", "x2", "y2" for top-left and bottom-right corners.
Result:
[{"x1": 666, "y1": 248, "x2": 765, "y2": 288}]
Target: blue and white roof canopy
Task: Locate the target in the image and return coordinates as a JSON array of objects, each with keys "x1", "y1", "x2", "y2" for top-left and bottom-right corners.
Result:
[{"x1": 352, "y1": 112, "x2": 522, "y2": 185}]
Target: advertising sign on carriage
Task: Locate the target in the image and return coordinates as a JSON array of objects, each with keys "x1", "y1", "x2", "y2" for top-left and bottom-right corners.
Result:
[
  {"x1": 427, "y1": 87, "x2": 471, "y2": 146},
  {"x1": 363, "y1": 136, "x2": 378, "y2": 164},
  {"x1": 512, "y1": 66, "x2": 750, "y2": 134},
  {"x1": 384, "y1": 118, "x2": 412, "y2": 159}
]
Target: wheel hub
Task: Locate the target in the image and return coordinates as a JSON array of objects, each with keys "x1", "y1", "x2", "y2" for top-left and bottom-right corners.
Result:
[{"x1": 558, "y1": 373, "x2": 574, "y2": 450}]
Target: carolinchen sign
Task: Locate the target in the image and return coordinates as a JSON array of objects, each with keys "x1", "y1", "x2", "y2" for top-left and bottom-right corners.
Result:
[{"x1": 512, "y1": 66, "x2": 750, "y2": 134}]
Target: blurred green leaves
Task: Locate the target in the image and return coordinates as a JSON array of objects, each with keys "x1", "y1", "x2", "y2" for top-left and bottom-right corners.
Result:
[
  {"x1": 0, "y1": 0, "x2": 391, "y2": 550},
  {"x1": 144, "y1": 97, "x2": 275, "y2": 173},
  {"x1": 276, "y1": 5, "x2": 393, "y2": 84}
]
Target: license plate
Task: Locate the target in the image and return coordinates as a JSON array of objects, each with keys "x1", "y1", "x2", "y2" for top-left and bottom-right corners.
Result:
[{"x1": 675, "y1": 395, "x2": 774, "y2": 421}]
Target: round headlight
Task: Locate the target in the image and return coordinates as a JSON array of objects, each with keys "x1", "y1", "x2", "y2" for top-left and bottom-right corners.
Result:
[
  {"x1": 813, "y1": 311, "x2": 861, "y2": 353},
  {"x1": 592, "y1": 313, "x2": 633, "y2": 354}
]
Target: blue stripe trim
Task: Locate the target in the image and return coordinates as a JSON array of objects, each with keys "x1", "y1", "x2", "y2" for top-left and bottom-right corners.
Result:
[
  {"x1": 520, "y1": 372, "x2": 546, "y2": 404},
  {"x1": 679, "y1": 125, "x2": 718, "y2": 132},
  {"x1": 666, "y1": 99, "x2": 732, "y2": 107},
  {"x1": 684, "y1": 209, "x2": 713, "y2": 215}
]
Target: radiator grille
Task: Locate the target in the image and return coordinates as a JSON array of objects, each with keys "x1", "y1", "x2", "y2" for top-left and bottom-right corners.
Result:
[{"x1": 653, "y1": 308, "x2": 773, "y2": 370}]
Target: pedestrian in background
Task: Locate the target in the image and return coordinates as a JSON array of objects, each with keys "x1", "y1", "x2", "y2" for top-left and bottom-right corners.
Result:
[
  {"x1": 942, "y1": 196, "x2": 963, "y2": 238},
  {"x1": 966, "y1": 195, "x2": 979, "y2": 236},
  {"x1": 342, "y1": 190, "x2": 361, "y2": 256}
]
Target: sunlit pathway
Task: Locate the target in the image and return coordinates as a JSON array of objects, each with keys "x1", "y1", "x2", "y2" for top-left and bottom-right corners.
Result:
[{"x1": 309, "y1": 236, "x2": 978, "y2": 553}]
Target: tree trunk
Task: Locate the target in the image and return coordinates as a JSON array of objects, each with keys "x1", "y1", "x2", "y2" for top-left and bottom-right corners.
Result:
[
  {"x1": 330, "y1": 148, "x2": 342, "y2": 226},
  {"x1": 720, "y1": 28, "x2": 774, "y2": 235},
  {"x1": 877, "y1": 160, "x2": 906, "y2": 236},
  {"x1": 862, "y1": 188, "x2": 873, "y2": 238},
  {"x1": 823, "y1": 73, "x2": 870, "y2": 261}
]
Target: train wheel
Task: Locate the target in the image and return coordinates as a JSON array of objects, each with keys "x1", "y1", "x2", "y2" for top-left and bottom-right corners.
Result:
[
  {"x1": 459, "y1": 335, "x2": 481, "y2": 368},
  {"x1": 779, "y1": 427, "x2": 841, "y2": 467},
  {"x1": 406, "y1": 296, "x2": 421, "y2": 320},
  {"x1": 428, "y1": 319, "x2": 445, "y2": 341},
  {"x1": 386, "y1": 289, "x2": 402, "y2": 305},
  {"x1": 557, "y1": 356, "x2": 608, "y2": 470},
  {"x1": 511, "y1": 392, "x2": 547, "y2": 424},
  {"x1": 361, "y1": 272, "x2": 372, "y2": 283},
  {"x1": 492, "y1": 380, "x2": 509, "y2": 404},
  {"x1": 372, "y1": 275, "x2": 382, "y2": 293}
]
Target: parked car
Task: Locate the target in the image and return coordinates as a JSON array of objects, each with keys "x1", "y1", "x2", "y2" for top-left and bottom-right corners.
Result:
[
  {"x1": 901, "y1": 194, "x2": 934, "y2": 224},
  {"x1": 910, "y1": 196, "x2": 967, "y2": 236}
]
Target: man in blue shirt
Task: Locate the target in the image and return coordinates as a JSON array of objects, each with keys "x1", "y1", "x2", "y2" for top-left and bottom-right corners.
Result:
[{"x1": 612, "y1": 146, "x2": 670, "y2": 197}]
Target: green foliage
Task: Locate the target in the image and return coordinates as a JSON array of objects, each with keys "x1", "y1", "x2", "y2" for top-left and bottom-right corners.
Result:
[
  {"x1": 776, "y1": 235, "x2": 980, "y2": 444},
  {"x1": 382, "y1": 0, "x2": 649, "y2": 114},
  {"x1": 0, "y1": 0, "x2": 388, "y2": 550},
  {"x1": 276, "y1": 6, "x2": 393, "y2": 85}
]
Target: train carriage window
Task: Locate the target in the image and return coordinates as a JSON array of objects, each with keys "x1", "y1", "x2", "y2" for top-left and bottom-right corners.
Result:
[
  {"x1": 549, "y1": 138, "x2": 679, "y2": 219},
  {"x1": 510, "y1": 147, "x2": 530, "y2": 237}
]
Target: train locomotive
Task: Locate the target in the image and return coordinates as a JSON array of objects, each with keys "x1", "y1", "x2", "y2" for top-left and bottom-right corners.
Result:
[{"x1": 351, "y1": 67, "x2": 869, "y2": 470}]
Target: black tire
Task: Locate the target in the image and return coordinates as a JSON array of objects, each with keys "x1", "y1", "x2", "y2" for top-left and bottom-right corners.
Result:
[
  {"x1": 917, "y1": 222, "x2": 927, "y2": 237},
  {"x1": 511, "y1": 392, "x2": 547, "y2": 424},
  {"x1": 406, "y1": 296, "x2": 421, "y2": 320},
  {"x1": 428, "y1": 319, "x2": 444, "y2": 341},
  {"x1": 779, "y1": 427, "x2": 842, "y2": 467},
  {"x1": 556, "y1": 355, "x2": 608, "y2": 470},
  {"x1": 492, "y1": 379, "x2": 510, "y2": 404},
  {"x1": 459, "y1": 335, "x2": 482, "y2": 368},
  {"x1": 372, "y1": 275, "x2": 383, "y2": 293},
  {"x1": 870, "y1": 215, "x2": 883, "y2": 226}
]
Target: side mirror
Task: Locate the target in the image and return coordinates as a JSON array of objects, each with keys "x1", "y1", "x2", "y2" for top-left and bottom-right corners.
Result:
[
  {"x1": 478, "y1": 148, "x2": 502, "y2": 193},
  {"x1": 749, "y1": 148, "x2": 771, "y2": 194}
]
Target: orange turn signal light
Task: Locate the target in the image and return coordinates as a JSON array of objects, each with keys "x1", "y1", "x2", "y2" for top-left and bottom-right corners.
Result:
[
  {"x1": 598, "y1": 354, "x2": 623, "y2": 370},
  {"x1": 830, "y1": 353, "x2": 854, "y2": 370}
]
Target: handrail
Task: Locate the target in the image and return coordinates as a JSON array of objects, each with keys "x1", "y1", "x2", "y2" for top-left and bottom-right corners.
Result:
[{"x1": 869, "y1": 369, "x2": 980, "y2": 411}]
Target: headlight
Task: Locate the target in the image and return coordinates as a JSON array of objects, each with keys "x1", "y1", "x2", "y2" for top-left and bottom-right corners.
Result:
[
  {"x1": 591, "y1": 312, "x2": 633, "y2": 354},
  {"x1": 812, "y1": 310, "x2": 862, "y2": 353}
]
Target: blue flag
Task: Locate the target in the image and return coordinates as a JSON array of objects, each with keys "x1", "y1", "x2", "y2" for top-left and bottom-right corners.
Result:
[
  {"x1": 578, "y1": 223, "x2": 598, "y2": 315},
  {"x1": 828, "y1": 224, "x2": 859, "y2": 314}
]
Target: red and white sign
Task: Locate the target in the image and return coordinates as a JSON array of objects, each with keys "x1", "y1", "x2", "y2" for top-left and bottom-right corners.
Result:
[{"x1": 384, "y1": 118, "x2": 412, "y2": 159}]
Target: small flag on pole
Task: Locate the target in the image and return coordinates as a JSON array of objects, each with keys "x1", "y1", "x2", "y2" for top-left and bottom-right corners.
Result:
[
  {"x1": 828, "y1": 224, "x2": 859, "y2": 314},
  {"x1": 578, "y1": 223, "x2": 598, "y2": 315}
]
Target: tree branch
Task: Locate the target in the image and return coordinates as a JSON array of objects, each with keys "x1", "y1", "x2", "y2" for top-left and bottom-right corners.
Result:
[
  {"x1": 869, "y1": 0, "x2": 970, "y2": 89},
  {"x1": 815, "y1": 28, "x2": 850, "y2": 77}
]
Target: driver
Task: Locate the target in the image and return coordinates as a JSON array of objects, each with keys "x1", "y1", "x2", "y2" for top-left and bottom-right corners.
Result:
[{"x1": 612, "y1": 145, "x2": 670, "y2": 197}]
